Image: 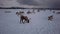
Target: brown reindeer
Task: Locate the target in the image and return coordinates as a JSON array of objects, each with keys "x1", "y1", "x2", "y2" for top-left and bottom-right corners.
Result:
[
  {"x1": 20, "y1": 15, "x2": 29, "y2": 24},
  {"x1": 48, "y1": 15, "x2": 53, "y2": 21},
  {"x1": 16, "y1": 11, "x2": 30, "y2": 24}
]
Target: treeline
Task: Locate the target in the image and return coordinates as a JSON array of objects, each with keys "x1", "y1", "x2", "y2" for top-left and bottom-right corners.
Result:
[
  {"x1": 0, "y1": 7, "x2": 28, "y2": 9},
  {"x1": 0, "y1": 7, "x2": 60, "y2": 10}
]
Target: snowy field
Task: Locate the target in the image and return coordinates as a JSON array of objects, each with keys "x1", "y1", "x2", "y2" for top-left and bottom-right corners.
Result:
[{"x1": 0, "y1": 9, "x2": 60, "y2": 34}]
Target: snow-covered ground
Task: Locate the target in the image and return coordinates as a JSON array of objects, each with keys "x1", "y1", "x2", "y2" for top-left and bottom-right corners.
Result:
[{"x1": 0, "y1": 9, "x2": 60, "y2": 34}]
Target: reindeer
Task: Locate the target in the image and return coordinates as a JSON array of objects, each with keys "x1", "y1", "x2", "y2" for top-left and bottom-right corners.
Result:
[
  {"x1": 27, "y1": 10, "x2": 35, "y2": 14},
  {"x1": 20, "y1": 15, "x2": 29, "y2": 24},
  {"x1": 48, "y1": 15, "x2": 53, "y2": 21},
  {"x1": 56, "y1": 12, "x2": 60, "y2": 14},
  {"x1": 27, "y1": 11, "x2": 32, "y2": 14},
  {"x1": 53, "y1": 11, "x2": 55, "y2": 13},
  {"x1": 16, "y1": 11, "x2": 30, "y2": 24}
]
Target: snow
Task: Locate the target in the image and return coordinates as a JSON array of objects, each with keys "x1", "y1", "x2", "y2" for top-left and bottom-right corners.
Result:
[{"x1": 0, "y1": 9, "x2": 60, "y2": 34}]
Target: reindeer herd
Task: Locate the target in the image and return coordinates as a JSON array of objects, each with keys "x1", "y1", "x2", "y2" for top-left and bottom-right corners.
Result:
[
  {"x1": 16, "y1": 10, "x2": 60, "y2": 24},
  {"x1": 16, "y1": 10, "x2": 36, "y2": 24},
  {"x1": 16, "y1": 11, "x2": 31, "y2": 24}
]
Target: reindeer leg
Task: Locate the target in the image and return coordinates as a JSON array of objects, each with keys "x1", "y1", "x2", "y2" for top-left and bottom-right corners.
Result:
[
  {"x1": 26, "y1": 20, "x2": 29, "y2": 23},
  {"x1": 20, "y1": 19, "x2": 22, "y2": 24},
  {"x1": 21, "y1": 19, "x2": 24, "y2": 24},
  {"x1": 23, "y1": 20, "x2": 25, "y2": 24},
  {"x1": 26, "y1": 19, "x2": 29, "y2": 23}
]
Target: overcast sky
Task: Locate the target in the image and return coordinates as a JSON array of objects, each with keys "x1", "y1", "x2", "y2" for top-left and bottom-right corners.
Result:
[{"x1": 0, "y1": 0, "x2": 60, "y2": 8}]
